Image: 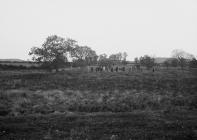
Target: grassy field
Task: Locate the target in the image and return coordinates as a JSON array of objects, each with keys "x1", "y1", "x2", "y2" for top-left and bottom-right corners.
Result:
[{"x1": 0, "y1": 69, "x2": 197, "y2": 139}]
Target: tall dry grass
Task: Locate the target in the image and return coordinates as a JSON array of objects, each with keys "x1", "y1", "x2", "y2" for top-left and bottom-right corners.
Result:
[{"x1": 0, "y1": 89, "x2": 196, "y2": 116}]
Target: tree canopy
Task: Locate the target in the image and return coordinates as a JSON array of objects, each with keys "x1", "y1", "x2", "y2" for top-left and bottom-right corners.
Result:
[
  {"x1": 70, "y1": 45, "x2": 98, "y2": 66},
  {"x1": 139, "y1": 55, "x2": 155, "y2": 69},
  {"x1": 171, "y1": 49, "x2": 195, "y2": 69},
  {"x1": 29, "y1": 35, "x2": 197, "y2": 70},
  {"x1": 29, "y1": 35, "x2": 75, "y2": 70},
  {"x1": 29, "y1": 35, "x2": 98, "y2": 69}
]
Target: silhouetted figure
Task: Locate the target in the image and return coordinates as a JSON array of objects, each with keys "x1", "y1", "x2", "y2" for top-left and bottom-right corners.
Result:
[
  {"x1": 96, "y1": 67, "x2": 99, "y2": 72},
  {"x1": 115, "y1": 67, "x2": 118, "y2": 72},
  {"x1": 91, "y1": 67, "x2": 94, "y2": 72}
]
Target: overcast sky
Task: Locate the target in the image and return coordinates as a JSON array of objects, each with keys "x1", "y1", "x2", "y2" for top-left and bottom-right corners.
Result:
[{"x1": 0, "y1": 0, "x2": 197, "y2": 61}]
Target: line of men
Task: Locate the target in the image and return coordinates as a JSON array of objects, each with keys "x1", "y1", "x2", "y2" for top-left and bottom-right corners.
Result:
[{"x1": 88, "y1": 65, "x2": 142, "y2": 72}]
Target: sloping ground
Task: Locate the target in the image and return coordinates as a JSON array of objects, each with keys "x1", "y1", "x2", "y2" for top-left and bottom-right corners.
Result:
[{"x1": 0, "y1": 111, "x2": 197, "y2": 140}]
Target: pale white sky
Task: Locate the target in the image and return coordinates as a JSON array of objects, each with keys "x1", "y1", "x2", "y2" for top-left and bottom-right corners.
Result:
[{"x1": 0, "y1": 0, "x2": 197, "y2": 61}]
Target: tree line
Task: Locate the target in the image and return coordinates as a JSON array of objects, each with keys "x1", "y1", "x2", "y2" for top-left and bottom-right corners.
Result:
[
  {"x1": 134, "y1": 50, "x2": 197, "y2": 70},
  {"x1": 28, "y1": 35, "x2": 129, "y2": 71},
  {"x1": 1, "y1": 35, "x2": 196, "y2": 71},
  {"x1": 1, "y1": 34, "x2": 196, "y2": 71},
  {"x1": 163, "y1": 49, "x2": 197, "y2": 69},
  {"x1": 28, "y1": 35, "x2": 197, "y2": 71}
]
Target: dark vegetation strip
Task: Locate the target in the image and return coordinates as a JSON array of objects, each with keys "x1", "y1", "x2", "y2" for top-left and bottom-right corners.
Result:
[
  {"x1": 0, "y1": 70, "x2": 197, "y2": 92},
  {"x1": 0, "y1": 111, "x2": 196, "y2": 140}
]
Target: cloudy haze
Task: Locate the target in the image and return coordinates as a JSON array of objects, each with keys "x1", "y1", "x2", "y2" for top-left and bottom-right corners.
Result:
[{"x1": 0, "y1": 0, "x2": 197, "y2": 61}]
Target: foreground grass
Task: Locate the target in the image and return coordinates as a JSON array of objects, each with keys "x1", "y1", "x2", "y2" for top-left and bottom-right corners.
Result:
[
  {"x1": 0, "y1": 111, "x2": 196, "y2": 140},
  {"x1": 0, "y1": 89, "x2": 196, "y2": 116},
  {"x1": 0, "y1": 69, "x2": 197, "y2": 92},
  {"x1": 0, "y1": 69, "x2": 196, "y2": 116},
  {"x1": 0, "y1": 69, "x2": 197, "y2": 139}
]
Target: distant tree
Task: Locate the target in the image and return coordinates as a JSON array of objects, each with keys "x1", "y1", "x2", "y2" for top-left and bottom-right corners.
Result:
[
  {"x1": 172, "y1": 49, "x2": 186, "y2": 69},
  {"x1": 171, "y1": 49, "x2": 194, "y2": 69},
  {"x1": 139, "y1": 55, "x2": 155, "y2": 69},
  {"x1": 98, "y1": 54, "x2": 108, "y2": 61},
  {"x1": 117, "y1": 52, "x2": 123, "y2": 61},
  {"x1": 29, "y1": 35, "x2": 73, "y2": 71},
  {"x1": 122, "y1": 52, "x2": 128, "y2": 61},
  {"x1": 170, "y1": 58, "x2": 179, "y2": 67},
  {"x1": 109, "y1": 52, "x2": 128, "y2": 65},
  {"x1": 122, "y1": 52, "x2": 128, "y2": 65},
  {"x1": 85, "y1": 54, "x2": 98, "y2": 66},
  {"x1": 98, "y1": 54, "x2": 108, "y2": 66},
  {"x1": 109, "y1": 54, "x2": 120, "y2": 61},
  {"x1": 134, "y1": 57, "x2": 139, "y2": 64},
  {"x1": 70, "y1": 45, "x2": 97, "y2": 66},
  {"x1": 189, "y1": 58, "x2": 197, "y2": 68},
  {"x1": 109, "y1": 52, "x2": 124, "y2": 61},
  {"x1": 163, "y1": 59, "x2": 170, "y2": 69},
  {"x1": 66, "y1": 38, "x2": 78, "y2": 49},
  {"x1": 98, "y1": 54, "x2": 113, "y2": 68}
]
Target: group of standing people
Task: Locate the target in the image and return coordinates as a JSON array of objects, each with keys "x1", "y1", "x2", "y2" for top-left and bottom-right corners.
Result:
[{"x1": 88, "y1": 65, "x2": 143, "y2": 73}]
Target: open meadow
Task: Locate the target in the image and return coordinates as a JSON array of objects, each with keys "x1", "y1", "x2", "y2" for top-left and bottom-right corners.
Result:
[{"x1": 0, "y1": 69, "x2": 197, "y2": 139}]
